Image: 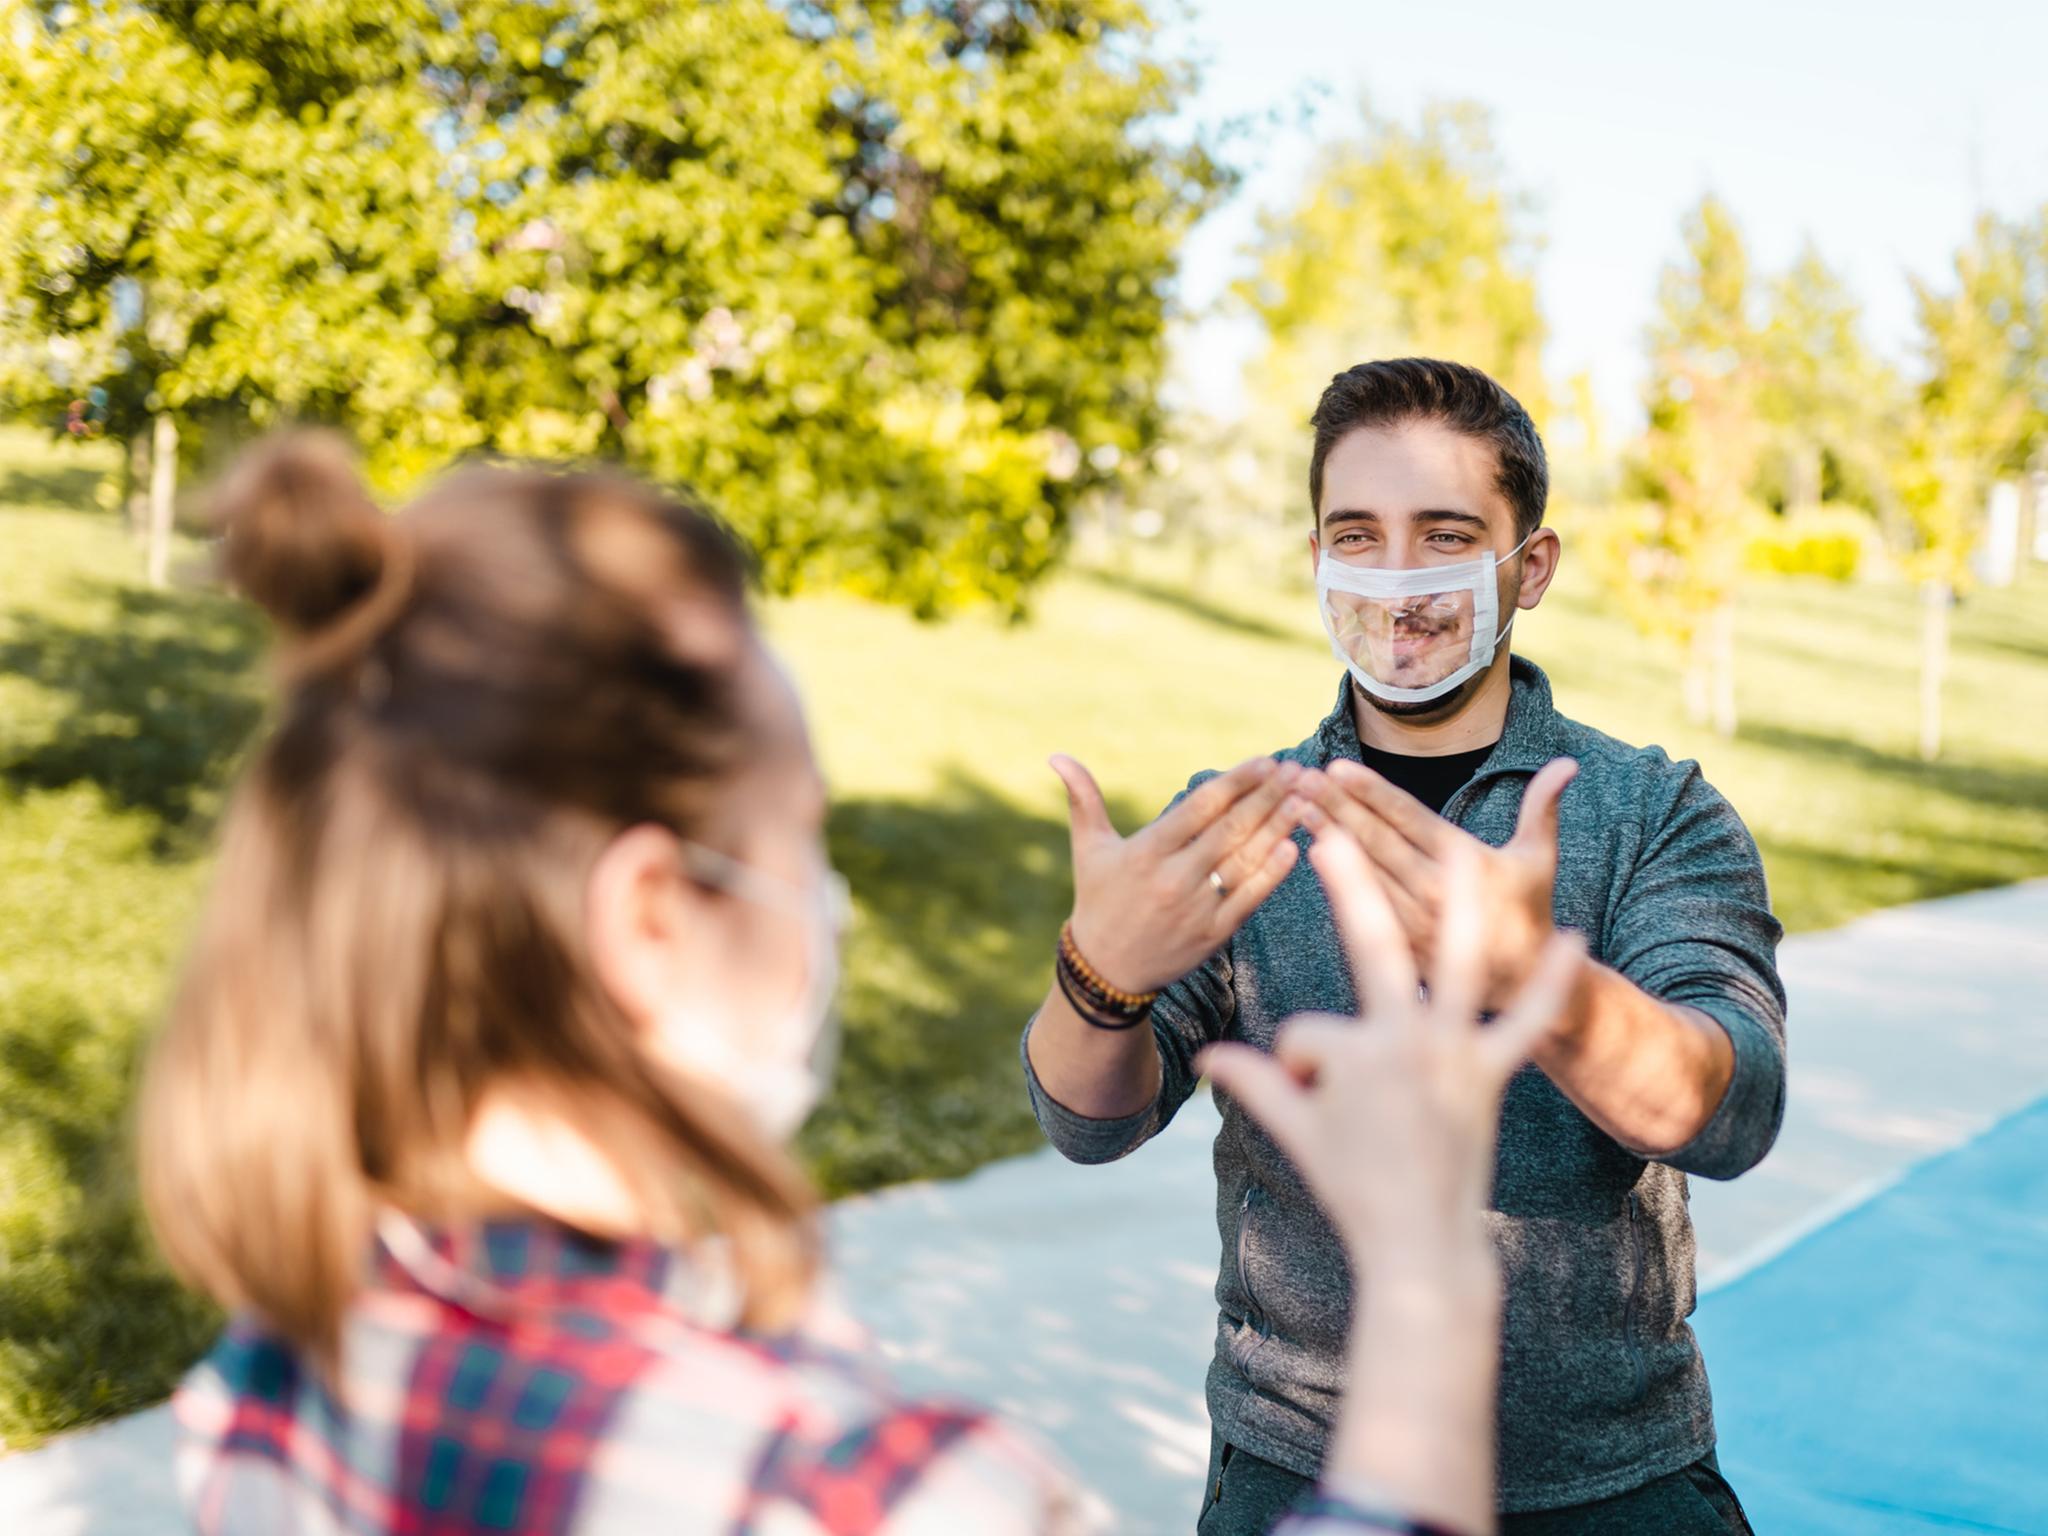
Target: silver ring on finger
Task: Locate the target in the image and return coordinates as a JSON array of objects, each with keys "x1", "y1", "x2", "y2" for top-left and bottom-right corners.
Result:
[{"x1": 1209, "y1": 869, "x2": 1230, "y2": 898}]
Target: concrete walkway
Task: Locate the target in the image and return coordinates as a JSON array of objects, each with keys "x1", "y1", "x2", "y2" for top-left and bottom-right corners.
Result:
[{"x1": 3, "y1": 880, "x2": 2045, "y2": 1534}]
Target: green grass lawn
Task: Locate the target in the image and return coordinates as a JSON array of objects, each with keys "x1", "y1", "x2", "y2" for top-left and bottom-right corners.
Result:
[{"x1": 4, "y1": 421, "x2": 2047, "y2": 1446}]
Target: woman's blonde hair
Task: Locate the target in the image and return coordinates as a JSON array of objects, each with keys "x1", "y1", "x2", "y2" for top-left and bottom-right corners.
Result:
[{"x1": 138, "y1": 433, "x2": 817, "y2": 1371}]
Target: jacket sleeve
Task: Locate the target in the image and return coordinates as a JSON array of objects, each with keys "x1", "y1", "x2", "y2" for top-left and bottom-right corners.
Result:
[
  {"x1": 1020, "y1": 772, "x2": 1237, "y2": 1166},
  {"x1": 1602, "y1": 761, "x2": 1788, "y2": 1180}
]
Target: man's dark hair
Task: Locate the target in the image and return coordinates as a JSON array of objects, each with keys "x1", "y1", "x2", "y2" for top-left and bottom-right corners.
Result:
[{"x1": 1308, "y1": 358, "x2": 1548, "y2": 539}]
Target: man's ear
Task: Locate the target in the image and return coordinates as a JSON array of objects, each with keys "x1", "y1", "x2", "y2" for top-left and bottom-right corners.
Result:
[
  {"x1": 1514, "y1": 527, "x2": 1562, "y2": 610},
  {"x1": 1307, "y1": 527, "x2": 1321, "y2": 574}
]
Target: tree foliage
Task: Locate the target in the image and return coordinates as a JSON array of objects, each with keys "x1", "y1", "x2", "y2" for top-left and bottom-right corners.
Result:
[
  {"x1": 0, "y1": 0, "x2": 1226, "y2": 613},
  {"x1": 1215, "y1": 100, "x2": 1547, "y2": 526},
  {"x1": 1754, "y1": 243, "x2": 1900, "y2": 519},
  {"x1": 1894, "y1": 211, "x2": 2045, "y2": 587},
  {"x1": 1615, "y1": 197, "x2": 1763, "y2": 635},
  {"x1": 1237, "y1": 101, "x2": 1547, "y2": 412}
]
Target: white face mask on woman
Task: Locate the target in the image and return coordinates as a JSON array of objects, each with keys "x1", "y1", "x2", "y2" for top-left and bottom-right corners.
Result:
[
  {"x1": 1316, "y1": 530, "x2": 1531, "y2": 706},
  {"x1": 657, "y1": 842, "x2": 849, "y2": 1142}
]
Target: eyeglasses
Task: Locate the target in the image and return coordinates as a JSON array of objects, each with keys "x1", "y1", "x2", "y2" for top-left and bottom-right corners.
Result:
[{"x1": 677, "y1": 839, "x2": 851, "y2": 933}]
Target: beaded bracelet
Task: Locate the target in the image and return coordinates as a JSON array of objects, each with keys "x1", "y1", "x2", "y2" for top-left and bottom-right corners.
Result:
[
  {"x1": 1058, "y1": 922, "x2": 1159, "y2": 1009},
  {"x1": 1056, "y1": 921, "x2": 1158, "y2": 1030},
  {"x1": 1055, "y1": 949, "x2": 1149, "y2": 1030}
]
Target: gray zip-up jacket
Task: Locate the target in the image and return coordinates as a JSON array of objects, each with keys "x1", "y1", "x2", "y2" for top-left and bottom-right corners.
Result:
[{"x1": 1022, "y1": 659, "x2": 1787, "y2": 1513}]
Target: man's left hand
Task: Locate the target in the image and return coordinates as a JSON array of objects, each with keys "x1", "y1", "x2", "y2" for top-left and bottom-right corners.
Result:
[{"x1": 1301, "y1": 756, "x2": 1579, "y2": 1012}]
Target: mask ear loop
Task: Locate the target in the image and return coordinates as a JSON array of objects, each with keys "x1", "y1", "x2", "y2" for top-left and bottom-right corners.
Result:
[{"x1": 1483, "y1": 526, "x2": 1537, "y2": 664}]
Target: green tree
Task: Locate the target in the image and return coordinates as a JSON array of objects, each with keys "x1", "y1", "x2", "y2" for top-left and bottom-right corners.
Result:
[
  {"x1": 0, "y1": 0, "x2": 1225, "y2": 614},
  {"x1": 1224, "y1": 100, "x2": 1548, "y2": 529},
  {"x1": 1615, "y1": 195, "x2": 1763, "y2": 736},
  {"x1": 1754, "y1": 242, "x2": 1901, "y2": 524},
  {"x1": 0, "y1": 0, "x2": 475, "y2": 581},
  {"x1": 1894, "y1": 212, "x2": 2042, "y2": 758}
]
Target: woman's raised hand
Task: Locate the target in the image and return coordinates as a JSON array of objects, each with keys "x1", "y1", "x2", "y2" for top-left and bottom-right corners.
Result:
[{"x1": 1199, "y1": 826, "x2": 1585, "y2": 1268}]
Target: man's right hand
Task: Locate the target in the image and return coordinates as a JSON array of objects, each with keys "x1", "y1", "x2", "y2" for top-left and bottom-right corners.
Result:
[{"x1": 1050, "y1": 754, "x2": 1314, "y2": 996}]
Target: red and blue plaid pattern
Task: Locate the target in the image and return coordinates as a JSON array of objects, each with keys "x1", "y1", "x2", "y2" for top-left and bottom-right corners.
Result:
[{"x1": 174, "y1": 1216, "x2": 1443, "y2": 1535}]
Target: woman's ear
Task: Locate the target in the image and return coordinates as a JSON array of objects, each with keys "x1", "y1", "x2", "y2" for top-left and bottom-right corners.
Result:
[
  {"x1": 1515, "y1": 528, "x2": 1563, "y2": 610},
  {"x1": 585, "y1": 824, "x2": 696, "y2": 1032}
]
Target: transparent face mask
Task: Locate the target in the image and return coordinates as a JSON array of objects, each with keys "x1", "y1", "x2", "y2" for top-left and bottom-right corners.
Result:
[
  {"x1": 1315, "y1": 531, "x2": 1529, "y2": 705},
  {"x1": 1324, "y1": 585, "x2": 1481, "y2": 696}
]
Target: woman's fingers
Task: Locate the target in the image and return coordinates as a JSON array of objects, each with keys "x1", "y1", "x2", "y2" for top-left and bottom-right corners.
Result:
[
  {"x1": 1309, "y1": 828, "x2": 1418, "y2": 1019},
  {"x1": 1425, "y1": 842, "x2": 1486, "y2": 1030},
  {"x1": 1198, "y1": 1043, "x2": 1312, "y2": 1165},
  {"x1": 1482, "y1": 931, "x2": 1587, "y2": 1081},
  {"x1": 1269, "y1": 1017, "x2": 1358, "y2": 1079}
]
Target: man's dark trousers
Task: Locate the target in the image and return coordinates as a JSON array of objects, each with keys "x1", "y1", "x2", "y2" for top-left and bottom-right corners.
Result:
[{"x1": 1194, "y1": 1435, "x2": 1755, "y2": 1535}]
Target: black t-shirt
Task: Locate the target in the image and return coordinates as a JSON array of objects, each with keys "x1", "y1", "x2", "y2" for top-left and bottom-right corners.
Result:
[{"x1": 1357, "y1": 740, "x2": 1498, "y2": 817}]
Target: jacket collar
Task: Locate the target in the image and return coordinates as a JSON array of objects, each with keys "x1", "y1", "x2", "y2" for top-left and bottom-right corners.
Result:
[{"x1": 1308, "y1": 655, "x2": 1566, "y2": 778}]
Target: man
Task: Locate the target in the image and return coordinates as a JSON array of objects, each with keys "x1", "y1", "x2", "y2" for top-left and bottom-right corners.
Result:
[{"x1": 1022, "y1": 358, "x2": 1783, "y2": 1533}]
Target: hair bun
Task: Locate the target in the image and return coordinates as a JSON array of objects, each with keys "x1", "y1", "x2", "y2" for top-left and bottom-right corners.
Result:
[{"x1": 215, "y1": 431, "x2": 390, "y2": 638}]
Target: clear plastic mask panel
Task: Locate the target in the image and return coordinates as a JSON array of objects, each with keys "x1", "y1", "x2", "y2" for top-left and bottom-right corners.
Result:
[{"x1": 1322, "y1": 583, "x2": 1482, "y2": 694}]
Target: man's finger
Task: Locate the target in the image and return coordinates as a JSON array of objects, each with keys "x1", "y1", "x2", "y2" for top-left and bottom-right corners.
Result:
[
  {"x1": 1508, "y1": 757, "x2": 1579, "y2": 858},
  {"x1": 1482, "y1": 932, "x2": 1588, "y2": 1080},
  {"x1": 1050, "y1": 755, "x2": 1117, "y2": 849},
  {"x1": 1216, "y1": 831, "x2": 1302, "y2": 929},
  {"x1": 1181, "y1": 760, "x2": 1301, "y2": 872},
  {"x1": 1197, "y1": 1044, "x2": 1311, "y2": 1164},
  {"x1": 1308, "y1": 828, "x2": 1419, "y2": 1017},
  {"x1": 1204, "y1": 786, "x2": 1309, "y2": 887},
  {"x1": 1152, "y1": 756, "x2": 1279, "y2": 846},
  {"x1": 1326, "y1": 759, "x2": 1453, "y2": 853},
  {"x1": 1300, "y1": 775, "x2": 1433, "y2": 900}
]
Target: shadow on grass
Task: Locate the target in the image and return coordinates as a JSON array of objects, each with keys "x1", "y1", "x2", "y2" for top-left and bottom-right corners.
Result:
[
  {"x1": 804, "y1": 770, "x2": 1150, "y2": 1198},
  {"x1": 0, "y1": 458, "x2": 110, "y2": 513},
  {"x1": 1756, "y1": 832, "x2": 2044, "y2": 936},
  {"x1": 1736, "y1": 720, "x2": 2048, "y2": 818},
  {"x1": 1077, "y1": 566, "x2": 1306, "y2": 646},
  {"x1": 1965, "y1": 632, "x2": 2048, "y2": 665},
  {"x1": 0, "y1": 580, "x2": 266, "y2": 850},
  {"x1": 0, "y1": 998, "x2": 220, "y2": 1445}
]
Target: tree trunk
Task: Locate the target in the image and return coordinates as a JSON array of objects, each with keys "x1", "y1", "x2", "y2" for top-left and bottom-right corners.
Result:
[
  {"x1": 1710, "y1": 597, "x2": 1738, "y2": 737},
  {"x1": 126, "y1": 431, "x2": 151, "y2": 539},
  {"x1": 1682, "y1": 625, "x2": 1711, "y2": 728},
  {"x1": 146, "y1": 411, "x2": 178, "y2": 589},
  {"x1": 1918, "y1": 579, "x2": 1950, "y2": 762},
  {"x1": 1792, "y1": 440, "x2": 1823, "y2": 515}
]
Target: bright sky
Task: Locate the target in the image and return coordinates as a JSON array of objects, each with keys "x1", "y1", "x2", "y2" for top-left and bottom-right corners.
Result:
[{"x1": 1161, "y1": 0, "x2": 2048, "y2": 433}]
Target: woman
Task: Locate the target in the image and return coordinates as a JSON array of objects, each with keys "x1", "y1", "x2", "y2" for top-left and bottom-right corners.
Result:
[{"x1": 140, "y1": 433, "x2": 1583, "y2": 1535}]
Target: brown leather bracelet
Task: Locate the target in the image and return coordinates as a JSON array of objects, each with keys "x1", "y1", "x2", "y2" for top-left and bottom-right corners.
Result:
[{"x1": 1055, "y1": 951, "x2": 1150, "y2": 1030}]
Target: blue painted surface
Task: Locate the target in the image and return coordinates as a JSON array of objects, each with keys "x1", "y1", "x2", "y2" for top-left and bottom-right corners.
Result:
[{"x1": 1695, "y1": 1095, "x2": 2048, "y2": 1535}]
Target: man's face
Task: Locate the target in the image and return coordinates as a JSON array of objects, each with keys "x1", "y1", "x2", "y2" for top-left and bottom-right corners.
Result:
[{"x1": 1310, "y1": 421, "x2": 1548, "y2": 718}]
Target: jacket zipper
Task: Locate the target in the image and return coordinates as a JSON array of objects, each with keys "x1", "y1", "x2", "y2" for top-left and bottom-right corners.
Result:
[
  {"x1": 1622, "y1": 1190, "x2": 1649, "y2": 1403},
  {"x1": 1235, "y1": 1185, "x2": 1265, "y2": 1368}
]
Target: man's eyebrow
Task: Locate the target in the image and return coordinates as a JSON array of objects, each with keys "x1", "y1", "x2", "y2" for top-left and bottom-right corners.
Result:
[{"x1": 1321, "y1": 508, "x2": 1489, "y2": 528}]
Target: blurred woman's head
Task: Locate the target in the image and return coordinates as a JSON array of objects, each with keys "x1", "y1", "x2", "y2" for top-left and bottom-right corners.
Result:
[{"x1": 140, "y1": 432, "x2": 835, "y2": 1367}]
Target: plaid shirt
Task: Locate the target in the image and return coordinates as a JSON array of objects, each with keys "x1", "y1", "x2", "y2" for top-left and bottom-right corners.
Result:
[{"x1": 174, "y1": 1216, "x2": 1449, "y2": 1535}]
